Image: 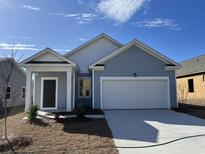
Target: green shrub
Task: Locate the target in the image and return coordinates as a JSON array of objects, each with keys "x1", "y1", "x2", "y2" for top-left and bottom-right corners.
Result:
[
  {"x1": 76, "y1": 101, "x2": 86, "y2": 118},
  {"x1": 27, "y1": 105, "x2": 38, "y2": 123}
]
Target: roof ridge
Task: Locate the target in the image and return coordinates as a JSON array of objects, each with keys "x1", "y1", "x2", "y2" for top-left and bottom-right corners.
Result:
[{"x1": 180, "y1": 53, "x2": 205, "y2": 63}]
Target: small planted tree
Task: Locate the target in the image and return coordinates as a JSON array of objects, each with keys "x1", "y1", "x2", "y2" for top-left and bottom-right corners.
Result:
[
  {"x1": 177, "y1": 81, "x2": 188, "y2": 104},
  {"x1": 0, "y1": 48, "x2": 24, "y2": 152}
]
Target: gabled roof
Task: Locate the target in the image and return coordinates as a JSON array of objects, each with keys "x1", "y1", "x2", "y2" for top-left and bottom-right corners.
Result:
[
  {"x1": 64, "y1": 33, "x2": 123, "y2": 57},
  {"x1": 89, "y1": 39, "x2": 180, "y2": 69},
  {"x1": 21, "y1": 47, "x2": 77, "y2": 67},
  {"x1": 176, "y1": 54, "x2": 205, "y2": 77},
  {"x1": 0, "y1": 58, "x2": 26, "y2": 76}
]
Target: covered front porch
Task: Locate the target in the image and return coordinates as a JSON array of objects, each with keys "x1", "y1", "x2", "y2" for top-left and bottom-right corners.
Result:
[{"x1": 21, "y1": 48, "x2": 78, "y2": 112}]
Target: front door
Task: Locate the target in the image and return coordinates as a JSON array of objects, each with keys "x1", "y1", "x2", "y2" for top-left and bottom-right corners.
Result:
[{"x1": 41, "y1": 78, "x2": 58, "y2": 109}]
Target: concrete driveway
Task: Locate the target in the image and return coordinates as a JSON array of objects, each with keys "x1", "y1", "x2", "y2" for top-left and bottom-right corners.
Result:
[{"x1": 104, "y1": 110, "x2": 205, "y2": 154}]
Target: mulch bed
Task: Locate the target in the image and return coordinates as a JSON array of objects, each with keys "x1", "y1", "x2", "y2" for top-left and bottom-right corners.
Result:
[
  {"x1": 174, "y1": 103, "x2": 205, "y2": 119},
  {"x1": 0, "y1": 113, "x2": 118, "y2": 154},
  {"x1": 54, "y1": 109, "x2": 103, "y2": 116}
]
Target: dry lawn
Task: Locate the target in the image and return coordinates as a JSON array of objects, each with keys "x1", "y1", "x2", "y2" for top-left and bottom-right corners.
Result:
[{"x1": 0, "y1": 113, "x2": 118, "y2": 154}]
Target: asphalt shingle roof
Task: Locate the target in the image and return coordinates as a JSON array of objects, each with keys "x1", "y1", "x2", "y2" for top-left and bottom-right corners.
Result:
[{"x1": 176, "y1": 54, "x2": 205, "y2": 77}]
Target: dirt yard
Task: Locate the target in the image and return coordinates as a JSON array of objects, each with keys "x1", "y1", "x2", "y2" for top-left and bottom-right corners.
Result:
[
  {"x1": 175, "y1": 103, "x2": 205, "y2": 119},
  {"x1": 0, "y1": 113, "x2": 118, "y2": 154}
]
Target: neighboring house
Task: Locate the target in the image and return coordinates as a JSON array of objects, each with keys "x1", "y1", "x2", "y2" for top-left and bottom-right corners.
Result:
[
  {"x1": 176, "y1": 54, "x2": 205, "y2": 106},
  {"x1": 21, "y1": 33, "x2": 180, "y2": 112},
  {"x1": 0, "y1": 58, "x2": 26, "y2": 109}
]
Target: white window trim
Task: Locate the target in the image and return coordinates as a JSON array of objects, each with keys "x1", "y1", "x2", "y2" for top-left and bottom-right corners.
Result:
[
  {"x1": 40, "y1": 77, "x2": 58, "y2": 110},
  {"x1": 78, "y1": 77, "x2": 91, "y2": 99},
  {"x1": 22, "y1": 87, "x2": 26, "y2": 99},
  {"x1": 100, "y1": 76, "x2": 171, "y2": 110}
]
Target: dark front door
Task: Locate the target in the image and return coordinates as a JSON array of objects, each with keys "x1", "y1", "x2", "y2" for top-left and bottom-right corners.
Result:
[{"x1": 43, "y1": 80, "x2": 56, "y2": 108}]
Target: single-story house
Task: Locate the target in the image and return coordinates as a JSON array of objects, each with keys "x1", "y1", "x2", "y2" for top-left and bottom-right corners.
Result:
[
  {"x1": 21, "y1": 33, "x2": 180, "y2": 112},
  {"x1": 176, "y1": 54, "x2": 205, "y2": 106},
  {"x1": 0, "y1": 58, "x2": 26, "y2": 108}
]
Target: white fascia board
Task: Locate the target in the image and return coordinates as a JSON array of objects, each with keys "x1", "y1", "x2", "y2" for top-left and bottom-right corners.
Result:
[
  {"x1": 22, "y1": 63, "x2": 79, "y2": 72},
  {"x1": 23, "y1": 63, "x2": 75, "y2": 67},
  {"x1": 89, "y1": 66, "x2": 104, "y2": 71},
  {"x1": 164, "y1": 65, "x2": 182, "y2": 71}
]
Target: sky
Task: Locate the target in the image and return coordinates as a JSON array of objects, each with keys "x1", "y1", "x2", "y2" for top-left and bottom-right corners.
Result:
[{"x1": 0, "y1": 0, "x2": 205, "y2": 62}]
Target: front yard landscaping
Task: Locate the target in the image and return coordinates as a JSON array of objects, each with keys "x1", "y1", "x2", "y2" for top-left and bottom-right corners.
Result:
[{"x1": 0, "y1": 113, "x2": 118, "y2": 154}]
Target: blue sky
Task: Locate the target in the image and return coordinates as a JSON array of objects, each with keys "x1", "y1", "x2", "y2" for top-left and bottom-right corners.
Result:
[{"x1": 0, "y1": 0, "x2": 205, "y2": 62}]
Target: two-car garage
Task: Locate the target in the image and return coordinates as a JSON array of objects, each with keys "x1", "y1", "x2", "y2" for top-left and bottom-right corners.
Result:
[{"x1": 100, "y1": 77, "x2": 170, "y2": 109}]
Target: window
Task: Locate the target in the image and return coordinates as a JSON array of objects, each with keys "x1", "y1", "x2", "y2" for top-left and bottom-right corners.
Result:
[
  {"x1": 79, "y1": 78, "x2": 91, "y2": 98},
  {"x1": 5, "y1": 86, "x2": 11, "y2": 99},
  {"x1": 188, "y1": 79, "x2": 194, "y2": 93},
  {"x1": 22, "y1": 87, "x2": 25, "y2": 99}
]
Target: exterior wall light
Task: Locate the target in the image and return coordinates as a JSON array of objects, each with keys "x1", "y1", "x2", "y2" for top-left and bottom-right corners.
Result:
[{"x1": 133, "y1": 73, "x2": 137, "y2": 77}]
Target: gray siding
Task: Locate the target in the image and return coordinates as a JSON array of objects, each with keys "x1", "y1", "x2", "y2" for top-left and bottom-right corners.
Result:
[
  {"x1": 94, "y1": 46, "x2": 177, "y2": 109},
  {"x1": 35, "y1": 72, "x2": 67, "y2": 111},
  {"x1": 0, "y1": 60, "x2": 26, "y2": 108},
  {"x1": 66, "y1": 38, "x2": 120, "y2": 73}
]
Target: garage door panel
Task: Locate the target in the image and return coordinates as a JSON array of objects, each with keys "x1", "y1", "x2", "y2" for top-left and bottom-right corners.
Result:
[{"x1": 101, "y1": 78, "x2": 169, "y2": 109}]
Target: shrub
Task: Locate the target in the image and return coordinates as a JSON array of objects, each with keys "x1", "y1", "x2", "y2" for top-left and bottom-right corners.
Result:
[
  {"x1": 76, "y1": 101, "x2": 86, "y2": 118},
  {"x1": 27, "y1": 105, "x2": 38, "y2": 123}
]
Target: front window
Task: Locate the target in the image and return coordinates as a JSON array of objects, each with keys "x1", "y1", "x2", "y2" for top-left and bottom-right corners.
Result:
[
  {"x1": 79, "y1": 78, "x2": 91, "y2": 98},
  {"x1": 188, "y1": 79, "x2": 194, "y2": 93}
]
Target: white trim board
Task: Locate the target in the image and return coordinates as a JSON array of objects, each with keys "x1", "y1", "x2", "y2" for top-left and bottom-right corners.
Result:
[
  {"x1": 25, "y1": 65, "x2": 73, "y2": 72},
  {"x1": 92, "y1": 69, "x2": 95, "y2": 109},
  {"x1": 72, "y1": 72, "x2": 76, "y2": 110},
  {"x1": 40, "y1": 77, "x2": 58, "y2": 110},
  {"x1": 100, "y1": 76, "x2": 171, "y2": 110},
  {"x1": 89, "y1": 39, "x2": 180, "y2": 69}
]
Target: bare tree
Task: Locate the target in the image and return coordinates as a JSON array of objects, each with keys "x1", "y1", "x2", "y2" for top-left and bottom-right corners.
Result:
[
  {"x1": 177, "y1": 80, "x2": 188, "y2": 104},
  {"x1": 0, "y1": 49, "x2": 24, "y2": 152}
]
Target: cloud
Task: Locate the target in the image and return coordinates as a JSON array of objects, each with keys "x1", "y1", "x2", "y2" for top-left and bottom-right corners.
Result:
[
  {"x1": 78, "y1": 0, "x2": 84, "y2": 5},
  {"x1": 79, "y1": 38, "x2": 87, "y2": 41},
  {"x1": 0, "y1": 43, "x2": 38, "y2": 51},
  {"x1": 48, "y1": 12, "x2": 98, "y2": 24},
  {"x1": 131, "y1": 18, "x2": 181, "y2": 30},
  {"x1": 22, "y1": 5, "x2": 40, "y2": 11},
  {"x1": 52, "y1": 48, "x2": 71, "y2": 52},
  {"x1": 97, "y1": 0, "x2": 150, "y2": 23}
]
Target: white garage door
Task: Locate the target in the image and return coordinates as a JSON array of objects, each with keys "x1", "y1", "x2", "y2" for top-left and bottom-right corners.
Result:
[{"x1": 101, "y1": 77, "x2": 170, "y2": 109}]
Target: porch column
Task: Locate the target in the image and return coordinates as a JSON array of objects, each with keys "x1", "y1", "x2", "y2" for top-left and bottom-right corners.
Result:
[
  {"x1": 25, "y1": 69, "x2": 32, "y2": 112},
  {"x1": 66, "y1": 71, "x2": 72, "y2": 112}
]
